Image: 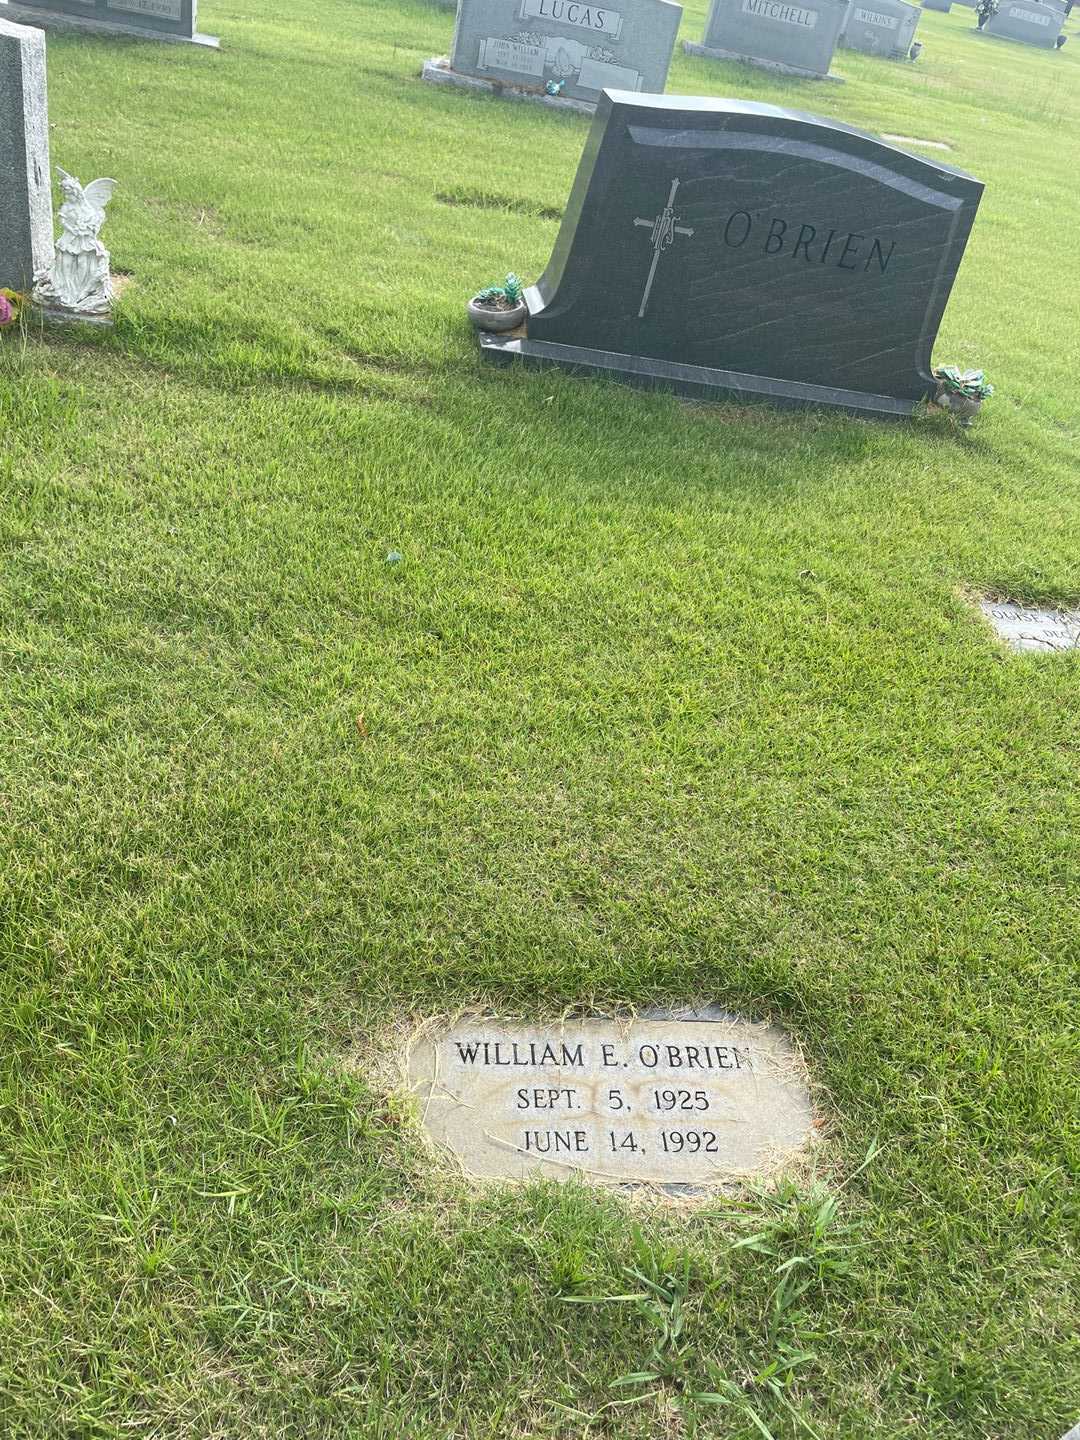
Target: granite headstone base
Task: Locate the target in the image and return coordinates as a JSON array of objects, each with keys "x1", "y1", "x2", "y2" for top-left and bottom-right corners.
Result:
[
  {"x1": 0, "y1": 1, "x2": 219, "y2": 46},
  {"x1": 478, "y1": 327, "x2": 917, "y2": 420},
  {"x1": 682, "y1": 36, "x2": 845, "y2": 75},
  {"x1": 422, "y1": 55, "x2": 595, "y2": 114}
]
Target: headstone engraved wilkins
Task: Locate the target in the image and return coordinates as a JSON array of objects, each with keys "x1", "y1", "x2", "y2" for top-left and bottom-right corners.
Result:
[
  {"x1": 427, "y1": 0, "x2": 682, "y2": 108},
  {"x1": 979, "y1": 600, "x2": 1080, "y2": 653},
  {"x1": 978, "y1": 0, "x2": 1065, "y2": 44},
  {"x1": 685, "y1": 0, "x2": 848, "y2": 78},
  {"x1": 841, "y1": 0, "x2": 921, "y2": 56},
  {"x1": 480, "y1": 93, "x2": 984, "y2": 420},
  {"x1": 0, "y1": 0, "x2": 218, "y2": 47},
  {"x1": 0, "y1": 17, "x2": 51, "y2": 295},
  {"x1": 408, "y1": 1011, "x2": 813, "y2": 1190}
]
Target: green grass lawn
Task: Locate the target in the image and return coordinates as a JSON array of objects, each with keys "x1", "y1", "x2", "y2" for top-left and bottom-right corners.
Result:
[{"x1": 2, "y1": 0, "x2": 1079, "y2": 1434}]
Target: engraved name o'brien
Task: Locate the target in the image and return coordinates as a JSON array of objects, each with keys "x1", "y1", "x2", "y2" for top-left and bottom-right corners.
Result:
[
  {"x1": 454, "y1": 1038, "x2": 753, "y2": 1069},
  {"x1": 720, "y1": 211, "x2": 896, "y2": 274}
]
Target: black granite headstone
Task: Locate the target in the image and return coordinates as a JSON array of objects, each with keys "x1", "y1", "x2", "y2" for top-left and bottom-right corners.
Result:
[{"x1": 481, "y1": 93, "x2": 984, "y2": 419}]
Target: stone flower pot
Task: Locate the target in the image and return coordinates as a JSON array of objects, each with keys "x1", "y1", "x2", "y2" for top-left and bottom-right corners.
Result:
[{"x1": 467, "y1": 297, "x2": 527, "y2": 333}]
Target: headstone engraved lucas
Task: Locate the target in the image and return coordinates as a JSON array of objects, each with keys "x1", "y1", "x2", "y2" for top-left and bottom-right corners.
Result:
[
  {"x1": 0, "y1": 0, "x2": 219, "y2": 47},
  {"x1": 686, "y1": 0, "x2": 848, "y2": 78},
  {"x1": 481, "y1": 93, "x2": 984, "y2": 420},
  {"x1": 0, "y1": 17, "x2": 51, "y2": 293},
  {"x1": 427, "y1": 0, "x2": 682, "y2": 108},
  {"x1": 408, "y1": 1012, "x2": 814, "y2": 1190}
]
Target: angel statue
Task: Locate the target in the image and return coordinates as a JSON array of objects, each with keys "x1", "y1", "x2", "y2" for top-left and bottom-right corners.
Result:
[{"x1": 34, "y1": 169, "x2": 118, "y2": 315}]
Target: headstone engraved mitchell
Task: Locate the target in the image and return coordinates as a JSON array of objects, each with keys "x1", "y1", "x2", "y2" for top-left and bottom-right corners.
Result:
[
  {"x1": 408, "y1": 1011, "x2": 813, "y2": 1191},
  {"x1": 841, "y1": 0, "x2": 921, "y2": 57},
  {"x1": 685, "y1": 0, "x2": 848, "y2": 79},
  {"x1": 0, "y1": 17, "x2": 51, "y2": 294},
  {"x1": 977, "y1": 0, "x2": 1065, "y2": 45},
  {"x1": 480, "y1": 93, "x2": 984, "y2": 420},
  {"x1": 425, "y1": 0, "x2": 682, "y2": 109},
  {"x1": 0, "y1": 0, "x2": 219, "y2": 47}
]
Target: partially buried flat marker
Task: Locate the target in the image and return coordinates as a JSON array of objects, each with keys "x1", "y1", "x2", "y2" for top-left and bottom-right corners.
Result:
[
  {"x1": 407, "y1": 1009, "x2": 814, "y2": 1193},
  {"x1": 979, "y1": 600, "x2": 1080, "y2": 653}
]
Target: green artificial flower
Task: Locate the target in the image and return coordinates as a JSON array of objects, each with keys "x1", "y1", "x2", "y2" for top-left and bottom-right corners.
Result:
[{"x1": 936, "y1": 366, "x2": 994, "y2": 401}]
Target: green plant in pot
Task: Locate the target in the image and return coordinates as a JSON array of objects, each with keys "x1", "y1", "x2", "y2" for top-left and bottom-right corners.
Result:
[
  {"x1": 467, "y1": 273, "x2": 527, "y2": 333},
  {"x1": 931, "y1": 366, "x2": 994, "y2": 426}
]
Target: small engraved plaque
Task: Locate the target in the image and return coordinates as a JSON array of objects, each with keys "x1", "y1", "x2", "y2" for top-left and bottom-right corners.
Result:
[
  {"x1": 979, "y1": 600, "x2": 1080, "y2": 653},
  {"x1": 408, "y1": 1011, "x2": 814, "y2": 1190}
]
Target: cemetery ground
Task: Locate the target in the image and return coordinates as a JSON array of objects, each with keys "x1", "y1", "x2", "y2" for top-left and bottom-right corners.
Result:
[{"x1": 1, "y1": 0, "x2": 1079, "y2": 1434}]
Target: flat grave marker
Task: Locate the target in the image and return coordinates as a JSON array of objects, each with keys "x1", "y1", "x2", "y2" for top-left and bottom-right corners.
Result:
[
  {"x1": 0, "y1": 0, "x2": 219, "y2": 47},
  {"x1": 481, "y1": 93, "x2": 984, "y2": 421},
  {"x1": 0, "y1": 16, "x2": 51, "y2": 294},
  {"x1": 409, "y1": 1010, "x2": 814, "y2": 1191},
  {"x1": 425, "y1": 0, "x2": 682, "y2": 110},
  {"x1": 685, "y1": 0, "x2": 849, "y2": 79},
  {"x1": 979, "y1": 600, "x2": 1080, "y2": 652}
]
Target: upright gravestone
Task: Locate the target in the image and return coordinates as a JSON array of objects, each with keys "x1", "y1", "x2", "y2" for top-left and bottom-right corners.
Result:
[
  {"x1": 841, "y1": 0, "x2": 921, "y2": 55},
  {"x1": 979, "y1": 0, "x2": 1065, "y2": 43},
  {"x1": 686, "y1": 0, "x2": 848, "y2": 78},
  {"x1": 425, "y1": 0, "x2": 682, "y2": 109},
  {"x1": 0, "y1": 0, "x2": 218, "y2": 46},
  {"x1": 480, "y1": 93, "x2": 984, "y2": 420},
  {"x1": 0, "y1": 18, "x2": 51, "y2": 294}
]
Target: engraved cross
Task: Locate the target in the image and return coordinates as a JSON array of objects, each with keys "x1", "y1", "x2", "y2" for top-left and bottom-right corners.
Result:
[{"x1": 633, "y1": 178, "x2": 694, "y2": 319}]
